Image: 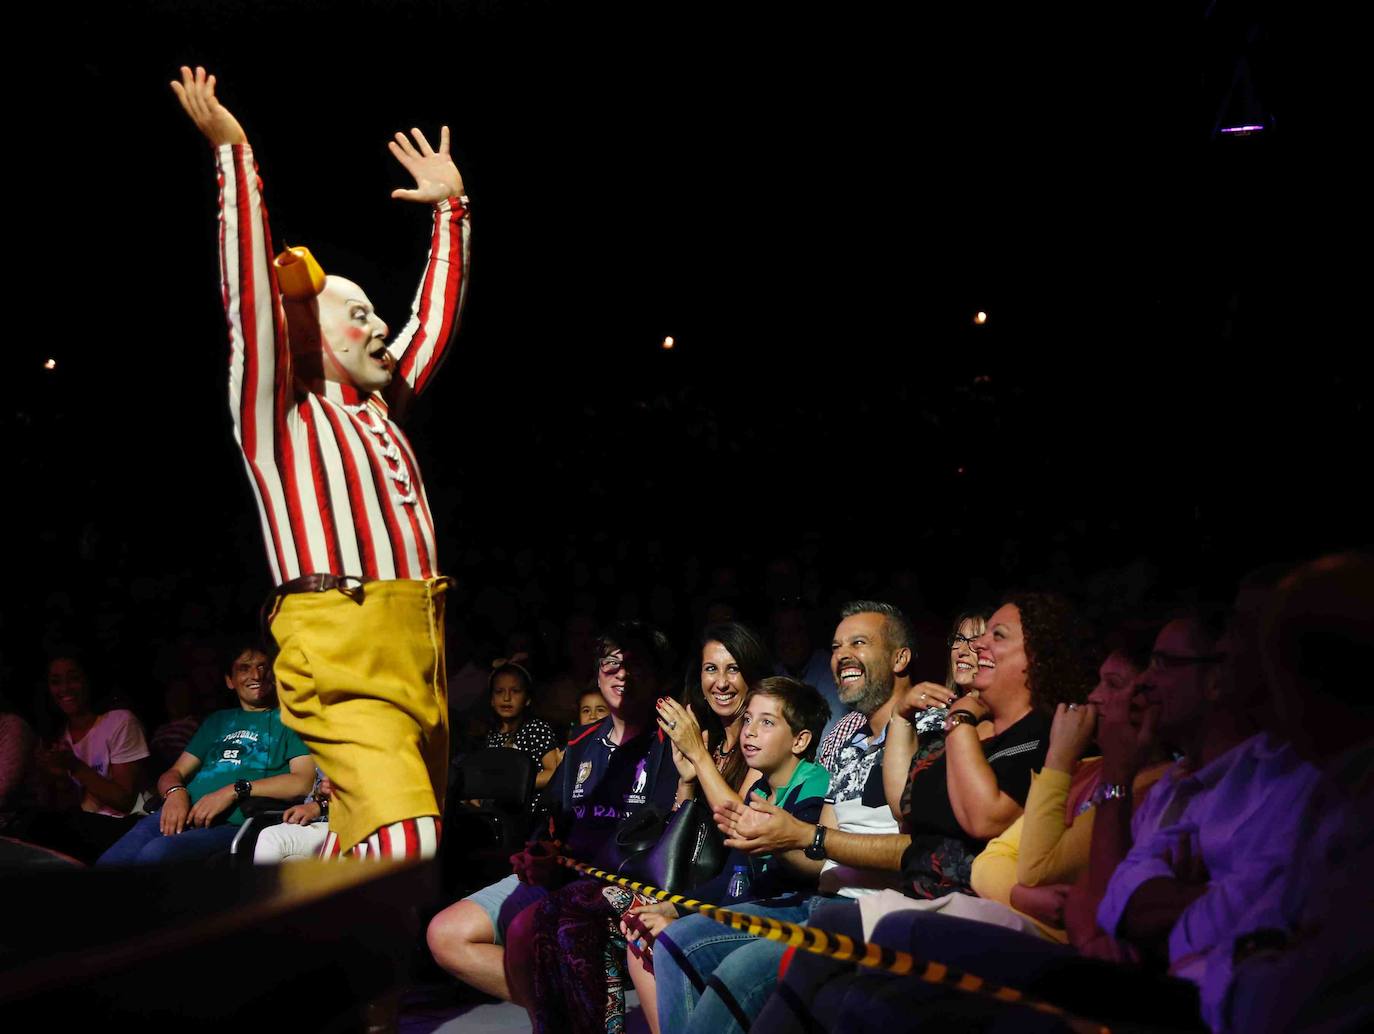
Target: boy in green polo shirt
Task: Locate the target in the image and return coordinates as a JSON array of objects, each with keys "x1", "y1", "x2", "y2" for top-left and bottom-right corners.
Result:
[
  {"x1": 624, "y1": 676, "x2": 830, "y2": 1033},
  {"x1": 632, "y1": 675, "x2": 831, "y2": 923}
]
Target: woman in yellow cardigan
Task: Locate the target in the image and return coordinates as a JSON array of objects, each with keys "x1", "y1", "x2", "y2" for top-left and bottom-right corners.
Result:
[{"x1": 971, "y1": 633, "x2": 1170, "y2": 939}]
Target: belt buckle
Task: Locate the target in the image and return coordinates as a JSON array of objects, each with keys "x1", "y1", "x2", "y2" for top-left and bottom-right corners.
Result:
[{"x1": 336, "y1": 575, "x2": 365, "y2": 603}]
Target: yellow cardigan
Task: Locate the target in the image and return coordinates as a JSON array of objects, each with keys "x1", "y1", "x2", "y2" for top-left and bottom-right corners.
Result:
[{"x1": 970, "y1": 759, "x2": 1167, "y2": 941}]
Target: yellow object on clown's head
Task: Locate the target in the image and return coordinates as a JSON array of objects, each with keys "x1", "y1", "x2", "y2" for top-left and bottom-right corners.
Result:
[{"x1": 274, "y1": 245, "x2": 327, "y2": 300}]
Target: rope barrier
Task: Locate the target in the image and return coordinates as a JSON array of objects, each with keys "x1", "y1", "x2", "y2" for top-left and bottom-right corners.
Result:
[{"x1": 554, "y1": 853, "x2": 1110, "y2": 1034}]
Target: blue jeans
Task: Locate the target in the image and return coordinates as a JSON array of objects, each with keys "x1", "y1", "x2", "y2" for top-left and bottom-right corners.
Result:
[
  {"x1": 655, "y1": 894, "x2": 827, "y2": 1034},
  {"x1": 97, "y1": 813, "x2": 240, "y2": 865}
]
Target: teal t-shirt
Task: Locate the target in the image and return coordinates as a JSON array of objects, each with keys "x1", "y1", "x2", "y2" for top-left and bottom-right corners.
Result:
[{"x1": 183, "y1": 708, "x2": 311, "y2": 825}]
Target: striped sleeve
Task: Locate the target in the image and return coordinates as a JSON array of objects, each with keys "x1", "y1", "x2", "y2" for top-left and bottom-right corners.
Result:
[
  {"x1": 388, "y1": 197, "x2": 471, "y2": 401},
  {"x1": 218, "y1": 143, "x2": 298, "y2": 582}
]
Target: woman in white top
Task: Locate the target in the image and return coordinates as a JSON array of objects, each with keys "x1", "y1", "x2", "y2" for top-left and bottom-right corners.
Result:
[{"x1": 30, "y1": 650, "x2": 151, "y2": 862}]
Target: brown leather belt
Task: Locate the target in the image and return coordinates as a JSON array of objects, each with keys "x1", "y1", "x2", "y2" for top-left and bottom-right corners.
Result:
[
  {"x1": 274, "y1": 573, "x2": 366, "y2": 600},
  {"x1": 261, "y1": 574, "x2": 366, "y2": 645}
]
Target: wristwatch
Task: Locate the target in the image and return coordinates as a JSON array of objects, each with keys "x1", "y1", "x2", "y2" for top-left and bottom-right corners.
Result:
[
  {"x1": 945, "y1": 710, "x2": 981, "y2": 732},
  {"x1": 804, "y1": 824, "x2": 828, "y2": 861},
  {"x1": 233, "y1": 779, "x2": 253, "y2": 800}
]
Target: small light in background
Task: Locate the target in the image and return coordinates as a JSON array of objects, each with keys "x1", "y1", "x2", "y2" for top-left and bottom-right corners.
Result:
[
  {"x1": 661, "y1": 336, "x2": 675, "y2": 350},
  {"x1": 44, "y1": 358, "x2": 57, "y2": 370},
  {"x1": 956, "y1": 466, "x2": 966, "y2": 475},
  {"x1": 973, "y1": 311, "x2": 988, "y2": 325}
]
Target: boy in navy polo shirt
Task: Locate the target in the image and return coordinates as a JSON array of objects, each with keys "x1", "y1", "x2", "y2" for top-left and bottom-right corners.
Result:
[{"x1": 426, "y1": 621, "x2": 676, "y2": 1000}]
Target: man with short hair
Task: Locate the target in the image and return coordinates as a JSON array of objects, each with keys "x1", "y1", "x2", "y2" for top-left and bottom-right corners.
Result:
[
  {"x1": 99, "y1": 645, "x2": 314, "y2": 865},
  {"x1": 1085, "y1": 607, "x2": 1325, "y2": 1015}
]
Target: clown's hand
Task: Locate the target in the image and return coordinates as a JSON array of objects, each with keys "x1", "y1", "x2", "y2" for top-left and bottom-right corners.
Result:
[
  {"x1": 389, "y1": 126, "x2": 464, "y2": 204},
  {"x1": 170, "y1": 66, "x2": 247, "y2": 147}
]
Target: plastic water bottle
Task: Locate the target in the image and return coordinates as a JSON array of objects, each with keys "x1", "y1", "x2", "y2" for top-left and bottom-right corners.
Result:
[{"x1": 727, "y1": 864, "x2": 750, "y2": 899}]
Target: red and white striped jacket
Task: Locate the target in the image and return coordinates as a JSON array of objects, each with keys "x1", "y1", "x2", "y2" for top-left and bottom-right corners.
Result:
[{"x1": 216, "y1": 143, "x2": 470, "y2": 585}]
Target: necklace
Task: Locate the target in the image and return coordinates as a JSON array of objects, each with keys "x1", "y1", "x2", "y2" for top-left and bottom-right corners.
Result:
[{"x1": 713, "y1": 740, "x2": 737, "y2": 771}]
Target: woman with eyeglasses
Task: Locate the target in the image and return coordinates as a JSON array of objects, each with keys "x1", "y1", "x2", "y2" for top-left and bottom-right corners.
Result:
[{"x1": 882, "y1": 609, "x2": 991, "y2": 816}]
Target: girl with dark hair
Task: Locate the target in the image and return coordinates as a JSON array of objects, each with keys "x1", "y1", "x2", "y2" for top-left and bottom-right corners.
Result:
[
  {"x1": 28, "y1": 650, "x2": 152, "y2": 863},
  {"x1": 483, "y1": 661, "x2": 562, "y2": 799}
]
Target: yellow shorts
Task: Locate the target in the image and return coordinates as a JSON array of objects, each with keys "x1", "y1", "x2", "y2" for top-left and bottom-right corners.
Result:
[{"x1": 269, "y1": 577, "x2": 450, "y2": 854}]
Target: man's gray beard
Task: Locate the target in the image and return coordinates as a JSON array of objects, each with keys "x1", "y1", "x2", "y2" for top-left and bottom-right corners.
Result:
[{"x1": 845, "y1": 674, "x2": 894, "y2": 717}]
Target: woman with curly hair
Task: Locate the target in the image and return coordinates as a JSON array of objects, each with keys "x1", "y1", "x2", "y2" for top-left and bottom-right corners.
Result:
[{"x1": 895, "y1": 591, "x2": 1096, "y2": 897}]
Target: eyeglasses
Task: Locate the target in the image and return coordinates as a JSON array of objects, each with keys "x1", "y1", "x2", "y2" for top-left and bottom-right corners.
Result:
[
  {"x1": 947, "y1": 632, "x2": 978, "y2": 649},
  {"x1": 598, "y1": 656, "x2": 625, "y2": 675},
  {"x1": 1147, "y1": 651, "x2": 1226, "y2": 671}
]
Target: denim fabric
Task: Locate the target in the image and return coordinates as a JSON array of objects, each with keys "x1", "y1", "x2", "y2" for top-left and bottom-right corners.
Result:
[
  {"x1": 655, "y1": 894, "x2": 825, "y2": 1034},
  {"x1": 96, "y1": 812, "x2": 240, "y2": 866}
]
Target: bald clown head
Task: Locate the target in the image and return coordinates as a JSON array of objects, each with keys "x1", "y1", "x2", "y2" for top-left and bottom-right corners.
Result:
[{"x1": 284, "y1": 275, "x2": 393, "y2": 394}]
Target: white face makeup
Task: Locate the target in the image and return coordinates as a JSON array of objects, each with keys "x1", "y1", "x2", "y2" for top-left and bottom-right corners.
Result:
[{"x1": 317, "y1": 275, "x2": 393, "y2": 393}]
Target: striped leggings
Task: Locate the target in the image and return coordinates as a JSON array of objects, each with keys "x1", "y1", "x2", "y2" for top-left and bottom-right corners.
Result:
[{"x1": 320, "y1": 815, "x2": 442, "y2": 860}]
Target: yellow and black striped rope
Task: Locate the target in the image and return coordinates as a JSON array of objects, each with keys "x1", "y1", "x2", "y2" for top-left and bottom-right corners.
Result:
[{"x1": 555, "y1": 854, "x2": 1110, "y2": 1034}]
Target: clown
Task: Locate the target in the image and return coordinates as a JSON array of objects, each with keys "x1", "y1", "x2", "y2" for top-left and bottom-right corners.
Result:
[{"x1": 171, "y1": 66, "x2": 470, "y2": 859}]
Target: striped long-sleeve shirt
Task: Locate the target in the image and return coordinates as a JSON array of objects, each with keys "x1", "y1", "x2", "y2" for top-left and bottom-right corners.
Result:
[{"x1": 217, "y1": 143, "x2": 470, "y2": 585}]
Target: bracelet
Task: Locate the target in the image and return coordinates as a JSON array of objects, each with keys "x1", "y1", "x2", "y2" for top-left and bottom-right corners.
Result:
[
  {"x1": 163, "y1": 785, "x2": 188, "y2": 800},
  {"x1": 946, "y1": 709, "x2": 982, "y2": 730}
]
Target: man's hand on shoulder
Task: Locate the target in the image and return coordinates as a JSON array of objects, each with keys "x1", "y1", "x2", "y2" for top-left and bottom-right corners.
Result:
[
  {"x1": 389, "y1": 126, "x2": 464, "y2": 204},
  {"x1": 170, "y1": 66, "x2": 247, "y2": 148}
]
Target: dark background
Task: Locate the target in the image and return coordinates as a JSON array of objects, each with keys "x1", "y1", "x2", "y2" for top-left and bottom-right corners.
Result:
[{"x1": 8, "y1": 1, "x2": 1368, "y2": 705}]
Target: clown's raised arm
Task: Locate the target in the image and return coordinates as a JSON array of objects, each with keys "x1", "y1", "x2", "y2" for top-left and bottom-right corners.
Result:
[
  {"x1": 172, "y1": 65, "x2": 469, "y2": 426},
  {"x1": 172, "y1": 65, "x2": 294, "y2": 460},
  {"x1": 380, "y1": 125, "x2": 471, "y2": 412}
]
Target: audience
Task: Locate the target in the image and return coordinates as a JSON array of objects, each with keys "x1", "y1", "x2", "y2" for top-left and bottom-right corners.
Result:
[
  {"x1": 98, "y1": 644, "x2": 314, "y2": 865},
  {"x1": 9, "y1": 534, "x2": 1370, "y2": 1034},
  {"x1": 426, "y1": 621, "x2": 678, "y2": 1001},
  {"x1": 26, "y1": 649, "x2": 151, "y2": 863}
]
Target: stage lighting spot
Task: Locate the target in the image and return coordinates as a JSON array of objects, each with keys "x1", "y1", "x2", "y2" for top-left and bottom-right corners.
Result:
[
  {"x1": 662, "y1": 336, "x2": 675, "y2": 350},
  {"x1": 44, "y1": 358, "x2": 56, "y2": 370},
  {"x1": 973, "y1": 311, "x2": 988, "y2": 325}
]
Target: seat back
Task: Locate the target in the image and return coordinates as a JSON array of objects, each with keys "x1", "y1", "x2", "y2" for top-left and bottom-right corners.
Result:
[{"x1": 458, "y1": 747, "x2": 538, "y2": 812}]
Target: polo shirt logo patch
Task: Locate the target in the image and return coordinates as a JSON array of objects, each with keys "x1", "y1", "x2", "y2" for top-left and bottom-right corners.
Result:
[
  {"x1": 632, "y1": 758, "x2": 648, "y2": 794},
  {"x1": 624, "y1": 756, "x2": 649, "y2": 806},
  {"x1": 572, "y1": 761, "x2": 593, "y2": 800}
]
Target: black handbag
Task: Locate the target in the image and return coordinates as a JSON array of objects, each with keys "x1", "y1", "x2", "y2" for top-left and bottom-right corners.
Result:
[{"x1": 615, "y1": 798, "x2": 727, "y2": 894}]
